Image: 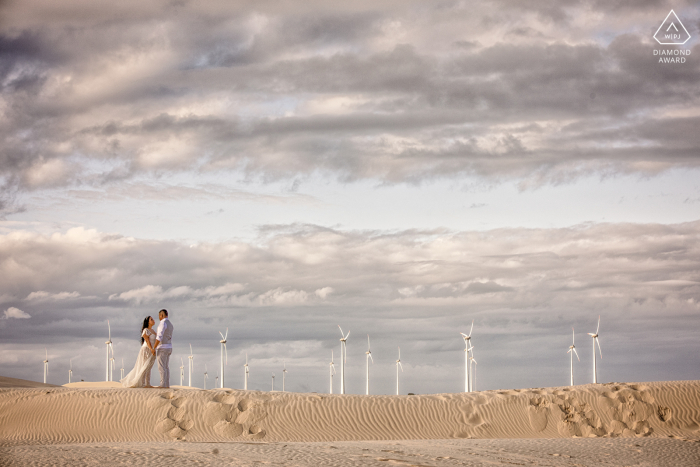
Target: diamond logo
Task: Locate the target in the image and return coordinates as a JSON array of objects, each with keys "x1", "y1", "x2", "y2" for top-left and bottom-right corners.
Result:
[{"x1": 654, "y1": 10, "x2": 691, "y2": 45}]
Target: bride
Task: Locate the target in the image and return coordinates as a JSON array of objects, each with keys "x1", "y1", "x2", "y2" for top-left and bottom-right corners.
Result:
[{"x1": 120, "y1": 316, "x2": 157, "y2": 388}]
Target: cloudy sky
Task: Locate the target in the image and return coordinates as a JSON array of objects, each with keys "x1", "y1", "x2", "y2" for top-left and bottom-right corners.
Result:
[{"x1": 1, "y1": 0, "x2": 699, "y2": 394}]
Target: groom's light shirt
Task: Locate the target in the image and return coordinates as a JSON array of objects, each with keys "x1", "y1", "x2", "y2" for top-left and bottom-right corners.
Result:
[{"x1": 156, "y1": 317, "x2": 173, "y2": 349}]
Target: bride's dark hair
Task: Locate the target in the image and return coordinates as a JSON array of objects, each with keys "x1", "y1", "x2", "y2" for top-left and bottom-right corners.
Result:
[{"x1": 141, "y1": 316, "x2": 151, "y2": 344}]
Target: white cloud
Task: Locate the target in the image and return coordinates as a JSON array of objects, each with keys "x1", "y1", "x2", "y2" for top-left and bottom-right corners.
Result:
[
  {"x1": 3, "y1": 307, "x2": 31, "y2": 319},
  {"x1": 26, "y1": 291, "x2": 80, "y2": 301}
]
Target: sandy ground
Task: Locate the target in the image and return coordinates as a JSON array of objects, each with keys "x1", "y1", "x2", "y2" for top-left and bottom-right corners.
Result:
[
  {"x1": 1, "y1": 377, "x2": 699, "y2": 466},
  {"x1": 2, "y1": 438, "x2": 700, "y2": 467}
]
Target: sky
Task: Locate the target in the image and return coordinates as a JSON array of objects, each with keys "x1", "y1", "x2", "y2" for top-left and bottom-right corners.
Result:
[{"x1": 0, "y1": 0, "x2": 699, "y2": 395}]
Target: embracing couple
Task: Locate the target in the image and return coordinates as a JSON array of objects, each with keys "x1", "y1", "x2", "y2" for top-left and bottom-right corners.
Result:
[{"x1": 120, "y1": 309, "x2": 174, "y2": 388}]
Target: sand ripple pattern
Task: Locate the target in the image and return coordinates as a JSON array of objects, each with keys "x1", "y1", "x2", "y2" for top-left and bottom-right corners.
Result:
[{"x1": 0, "y1": 381, "x2": 698, "y2": 444}]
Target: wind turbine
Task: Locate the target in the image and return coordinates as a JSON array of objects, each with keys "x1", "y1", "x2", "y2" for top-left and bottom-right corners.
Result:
[
  {"x1": 68, "y1": 358, "x2": 73, "y2": 384},
  {"x1": 365, "y1": 335, "x2": 373, "y2": 395},
  {"x1": 567, "y1": 327, "x2": 580, "y2": 386},
  {"x1": 204, "y1": 365, "x2": 208, "y2": 390},
  {"x1": 588, "y1": 316, "x2": 603, "y2": 383},
  {"x1": 188, "y1": 344, "x2": 194, "y2": 387},
  {"x1": 282, "y1": 361, "x2": 288, "y2": 392},
  {"x1": 105, "y1": 320, "x2": 113, "y2": 382},
  {"x1": 338, "y1": 325, "x2": 350, "y2": 394},
  {"x1": 219, "y1": 328, "x2": 228, "y2": 388},
  {"x1": 120, "y1": 358, "x2": 124, "y2": 380},
  {"x1": 395, "y1": 346, "x2": 403, "y2": 395},
  {"x1": 271, "y1": 372, "x2": 275, "y2": 391},
  {"x1": 329, "y1": 350, "x2": 336, "y2": 394},
  {"x1": 460, "y1": 320, "x2": 474, "y2": 392},
  {"x1": 180, "y1": 358, "x2": 185, "y2": 386},
  {"x1": 244, "y1": 353, "x2": 249, "y2": 390},
  {"x1": 43, "y1": 348, "x2": 49, "y2": 384}
]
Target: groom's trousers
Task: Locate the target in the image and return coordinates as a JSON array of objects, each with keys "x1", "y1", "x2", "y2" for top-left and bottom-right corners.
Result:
[{"x1": 156, "y1": 348, "x2": 172, "y2": 388}]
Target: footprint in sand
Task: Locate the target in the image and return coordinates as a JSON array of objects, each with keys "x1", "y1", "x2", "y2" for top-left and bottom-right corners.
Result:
[
  {"x1": 528, "y1": 397, "x2": 549, "y2": 432},
  {"x1": 153, "y1": 392, "x2": 193, "y2": 440},
  {"x1": 204, "y1": 392, "x2": 267, "y2": 440}
]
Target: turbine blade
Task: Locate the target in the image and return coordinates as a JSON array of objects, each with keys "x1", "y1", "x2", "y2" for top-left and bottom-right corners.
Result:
[
  {"x1": 345, "y1": 331, "x2": 350, "y2": 340},
  {"x1": 399, "y1": 362, "x2": 403, "y2": 371},
  {"x1": 469, "y1": 319, "x2": 474, "y2": 337},
  {"x1": 596, "y1": 337, "x2": 602, "y2": 358},
  {"x1": 219, "y1": 331, "x2": 225, "y2": 340},
  {"x1": 190, "y1": 343, "x2": 193, "y2": 356},
  {"x1": 338, "y1": 325, "x2": 344, "y2": 336},
  {"x1": 596, "y1": 315, "x2": 600, "y2": 335},
  {"x1": 573, "y1": 348, "x2": 580, "y2": 361},
  {"x1": 225, "y1": 328, "x2": 228, "y2": 340},
  {"x1": 572, "y1": 327, "x2": 575, "y2": 344},
  {"x1": 369, "y1": 353, "x2": 373, "y2": 363},
  {"x1": 473, "y1": 359, "x2": 477, "y2": 364},
  {"x1": 108, "y1": 320, "x2": 111, "y2": 340},
  {"x1": 398, "y1": 346, "x2": 400, "y2": 359},
  {"x1": 367, "y1": 334, "x2": 370, "y2": 350}
]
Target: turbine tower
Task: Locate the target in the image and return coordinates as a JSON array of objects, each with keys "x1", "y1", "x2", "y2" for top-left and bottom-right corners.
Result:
[
  {"x1": 338, "y1": 325, "x2": 350, "y2": 394},
  {"x1": 365, "y1": 335, "x2": 373, "y2": 395},
  {"x1": 271, "y1": 372, "x2": 275, "y2": 391},
  {"x1": 282, "y1": 361, "x2": 288, "y2": 392},
  {"x1": 329, "y1": 350, "x2": 336, "y2": 394},
  {"x1": 109, "y1": 346, "x2": 115, "y2": 382},
  {"x1": 204, "y1": 365, "x2": 208, "y2": 390},
  {"x1": 567, "y1": 327, "x2": 580, "y2": 386},
  {"x1": 219, "y1": 328, "x2": 228, "y2": 388},
  {"x1": 120, "y1": 358, "x2": 124, "y2": 380},
  {"x1": 460, "y1": 320, "x2": 474, "y2": 392},
  {"x1": 395, "y1": 346, "x2": 403, "y2": 395},
  {"x1": 588, "y1": 316, "x2": 603, "y2": 383},
  {"x1": 43, "y1": 348, "x2": 49, "y2": 384},
  {"x1": 244, "y1": 353, "x2": 249, "y2": 390},
  {"x1": 468, "y1": 345, "x2": 477, "y2": 392},
  {"x1": 68, "y1": 358, "x2": 73, "y2": 384},
  {"x1": 105, "y1": 320, "x2": 113, "y2": 382},
  {"x1": 180, "y1": 358, "x2": 185, "y2": 386},
  {"x1": 188, "y1": 344, "x2": 194, "y2": 387}
]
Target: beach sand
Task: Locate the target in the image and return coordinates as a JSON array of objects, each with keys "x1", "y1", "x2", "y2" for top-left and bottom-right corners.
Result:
[{"x1": 1, "y1": 377, "x2": 699, "y2": 466}]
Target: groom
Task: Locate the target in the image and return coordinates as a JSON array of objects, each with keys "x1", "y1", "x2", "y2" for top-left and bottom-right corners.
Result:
[{"x1": 154, "y1": 309, "x2": 174, "y2": 388}]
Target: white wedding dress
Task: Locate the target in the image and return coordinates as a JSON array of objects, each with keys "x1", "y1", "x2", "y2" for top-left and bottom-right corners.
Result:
[{"x1": 120, "y1": 328, "x2": 157, "y2": 388}]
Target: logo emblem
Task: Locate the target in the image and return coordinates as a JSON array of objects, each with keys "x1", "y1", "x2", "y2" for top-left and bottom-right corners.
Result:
[{"x1": 654, "y1": 10, "x2": 690, "y2": 45}]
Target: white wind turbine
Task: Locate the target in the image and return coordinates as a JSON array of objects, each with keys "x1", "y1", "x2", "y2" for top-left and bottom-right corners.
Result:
[
  {"x1": 244, "y1": 353, "x2": 249, "y2": 390},
  {"x1": 43, "y1": 348, "x2": 49, "y2": 384},
  {"x1": 282, "y1": 361, "x2": 288, "y2": 392},
  {"x1": 219, "y1": 328, "x2": 228, "y2": 388},
  {"x1": 329, "y1": 350, "x2": 336, "y2": 394},
  {"x1": 460, "y1": 320, "x2": 474, "y2": 392},
  {"x1": 338, "y1": 325, "x2": 350, "y2": 394},
  {"x1": 588, "y1": 316, "x2": 603, "y2": 383},
  {"x1": 68, "y1": 357, "x2": 73, "y2": 384},
  {"x1": 120, "y1": 358, "x2": 124, "y2": 381},
  {"x1": 568, "y1": 327, "x2": 580, "y2": 386},
  {"x1": 180, "y1": 358, "x2": 185, "y2": 386},
  {"x1": 365, "y1": 335, "x2": 373, "y2": 395},
  {"x1": 271, "y1": 372, "x2": 275, "y2": 391},
  {"x1": 204, "y1": 365, "x2": 208, "y2": 390},
  {"x1": 395, "y1": 346, "x2": 403, "y2": 395},
  {"x1": 105, "y1": 320, "x2": 113, "y2": 382},
  {"x1": 188, "y1": 344, "x2": 194, "y2": 387}
]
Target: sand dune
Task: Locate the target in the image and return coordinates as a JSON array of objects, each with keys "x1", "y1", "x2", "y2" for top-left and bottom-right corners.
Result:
[
  {"x1": 1, "y1": 379, "x2": 698, "y2": 445},
  {"x1": 0, "y1": 376, "x2": 59, "y2": 389}
]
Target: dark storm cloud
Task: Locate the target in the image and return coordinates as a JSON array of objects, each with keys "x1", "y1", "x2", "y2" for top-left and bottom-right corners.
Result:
[
  {"x1": 0, "y1": 220, "x2": 698, "y2": 391},
  {"x1": 0, "y1": 0, "x2": 699, "y2": 193}
]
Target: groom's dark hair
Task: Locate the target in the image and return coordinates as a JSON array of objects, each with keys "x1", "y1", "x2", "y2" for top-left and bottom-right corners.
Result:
[{"x1": 159, "y1": 309, "x2": 168, "y2": 317}]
